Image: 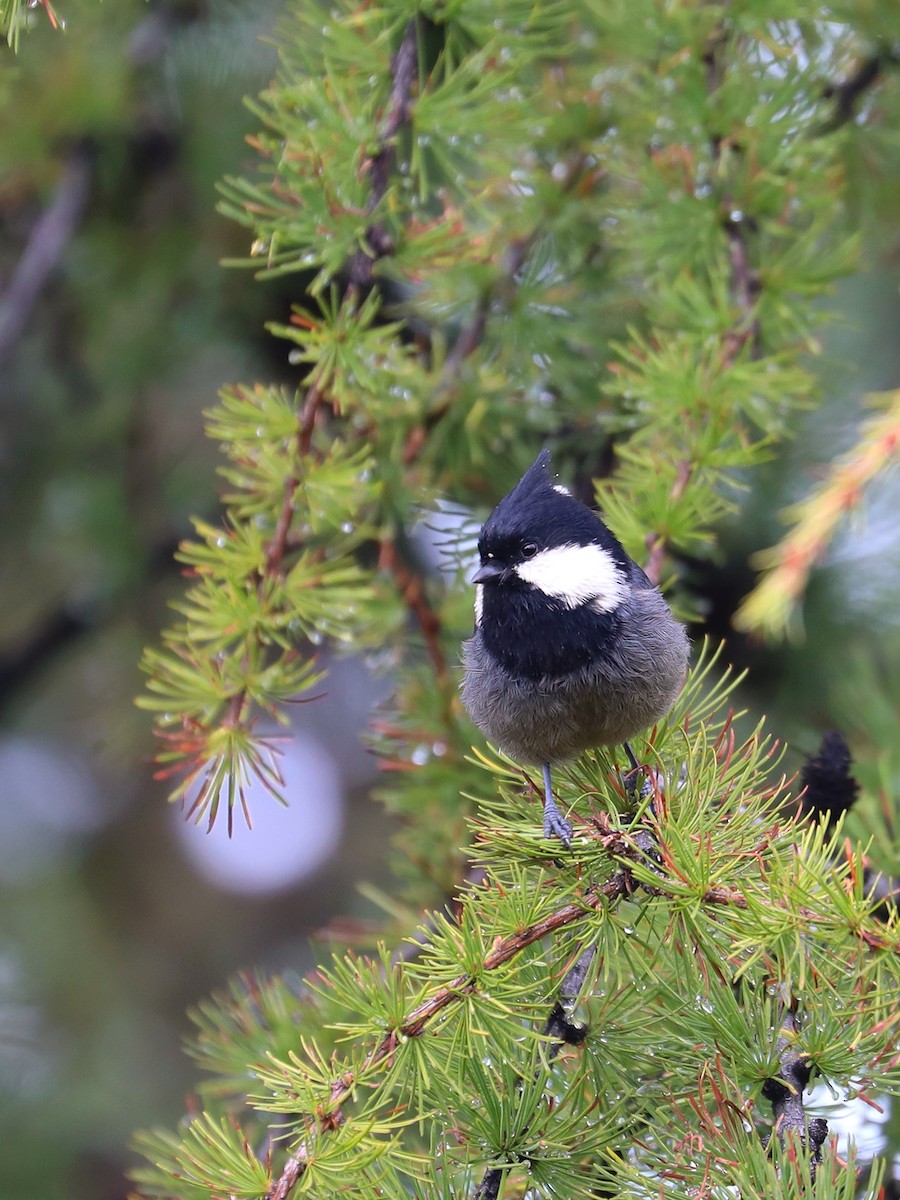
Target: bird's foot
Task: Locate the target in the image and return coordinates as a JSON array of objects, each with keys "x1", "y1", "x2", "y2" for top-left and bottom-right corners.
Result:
[
  {"x1": 541, "y1": 763, "x2": 572, "y2": 847},
  {"x1": 623, "y1": 766, "x2": 650, "y2": 803},
  {"x1": 543, "y1": 799, "x2": 573, "y2": 847}
]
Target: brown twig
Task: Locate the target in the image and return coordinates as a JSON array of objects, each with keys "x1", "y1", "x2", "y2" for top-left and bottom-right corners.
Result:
[
  {"x1": 277, "y1": 24, "x2": 426, "y2": 645},
  {"x1": 266, "y1": 20, "x2": 421, "y2": 568},
  {"x1": 261, "y1": 24, "x2": 421, "y2": 582},
  {"x1": 349, "y1": 19, "x2": 419, "y2": 289},
  {"x1": 706, "y1": 28, "x2": 762, "y2": 367}
]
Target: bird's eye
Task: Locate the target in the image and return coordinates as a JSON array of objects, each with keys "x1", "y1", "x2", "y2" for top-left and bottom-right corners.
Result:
[{"x1": 521, "y1": 541, "x2": 538, "y2": 558}]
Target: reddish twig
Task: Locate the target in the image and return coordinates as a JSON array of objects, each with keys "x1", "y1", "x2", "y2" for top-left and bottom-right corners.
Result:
[{"x1": 378, "y1": 537, "x2": 447, "y2": 682}]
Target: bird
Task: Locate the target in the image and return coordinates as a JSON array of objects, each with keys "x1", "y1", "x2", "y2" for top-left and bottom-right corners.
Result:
[{"x1": 461, "y1": 449, "x2": 689, "y2": 846}]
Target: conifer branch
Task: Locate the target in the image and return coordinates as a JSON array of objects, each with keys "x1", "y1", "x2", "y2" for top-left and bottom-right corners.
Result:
[
  {"x1": 398, "y1": 882, "x2": 624, "y2": 1038},
  {"x1": 735, "y1": 390, "x2": 900, "y2": 638},
  {"x1": 133, "y1": 8, "x2": 900, "y2": 1198},
  {"x1": 403, "y1": 154, "x2": 590, "y2": 465},
  {"x1": 265, "y1": 880, "x2": 626, "y2": 1200},
  {"x1": 262, "y1": 805, "x2": 900, "y2": 1200}
]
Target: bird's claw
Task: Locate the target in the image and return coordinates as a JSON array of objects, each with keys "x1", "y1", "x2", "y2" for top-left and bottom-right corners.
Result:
[
  {"x1": 543, "y1": 803, "x2": 573, "y2": 848},
  {"x1": 540, "y1": 763, "x2": 572, "y2": 847}
]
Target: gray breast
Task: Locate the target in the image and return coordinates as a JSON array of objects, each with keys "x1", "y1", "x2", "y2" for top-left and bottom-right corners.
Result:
[{"x1": 461, "y1": 588, "x2": 688, "y2": 765}]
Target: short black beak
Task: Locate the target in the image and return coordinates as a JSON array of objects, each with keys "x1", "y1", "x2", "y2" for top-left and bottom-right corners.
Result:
[{"x1": 473, "y1": 561, "x2": 505, "y2": 585}]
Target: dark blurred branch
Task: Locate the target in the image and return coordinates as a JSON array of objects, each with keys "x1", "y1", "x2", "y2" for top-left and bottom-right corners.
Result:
[
  {"x1": 0, "y1": 145, "x2": 92, "y2": 366},
  {"x1": 821, "y1": 52, "x2": 897, "y2": 131},
  {"x1": 472, "y1": 1169, "x2": 502, "y2": 1200},
  {"x1": 0, "y1": 607, "x2": 93, "y2": 713},
  {"x1": 762, "y1": 1009, "x2": 828, "y2": 1175},
  {"x1": 0, "y1": 532, "x2": 182, "y2": 718},
  {"x1": 542, "y1": 944, "x2": 594, "y2": 1050}
]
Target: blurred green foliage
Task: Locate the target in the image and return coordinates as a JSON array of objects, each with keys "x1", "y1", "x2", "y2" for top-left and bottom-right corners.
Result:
[{"x1": 0, "y1": 5, "x2": 326, "y2": 1198}]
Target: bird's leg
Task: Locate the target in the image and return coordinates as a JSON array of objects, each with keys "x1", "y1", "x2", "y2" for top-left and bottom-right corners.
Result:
[
  {"x1": 622, "y1": 741, "x2": 666, "y2": 816},
  {"x1": 541, "y1": 762, "x2": 573, "y2": 847},
  {"x1": 624, "y1": 734, "x2": 643, "y2": 801},
  {"x1": 619, "y1": 743, "x2": 666, "y2": 881}
]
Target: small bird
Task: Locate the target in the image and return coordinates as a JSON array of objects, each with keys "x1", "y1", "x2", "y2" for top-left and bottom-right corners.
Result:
[{"x1": 461, "y1": 450, "x2": 689, "y2": 845}]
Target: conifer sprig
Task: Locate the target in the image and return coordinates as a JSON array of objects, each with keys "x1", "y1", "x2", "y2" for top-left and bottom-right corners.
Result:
[{"x1": 736, "y1": 389, "x2": 900, "y2": 639}]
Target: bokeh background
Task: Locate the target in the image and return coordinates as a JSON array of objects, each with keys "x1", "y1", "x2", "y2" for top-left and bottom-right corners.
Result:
[{"x1": 1, "y1": 3, "x2": 899, "y2": 1197}]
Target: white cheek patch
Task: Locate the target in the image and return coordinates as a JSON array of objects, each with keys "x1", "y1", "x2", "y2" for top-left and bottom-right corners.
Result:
[
  {"x1": 514, "y1": 543, "x2": 627, "y2": 612},
  {"x1": 552, "y1": 483, "x2": 572, "y2": 496},
  {"x1": 474, "y1": 584, "x2": 484, "y2": 626}
]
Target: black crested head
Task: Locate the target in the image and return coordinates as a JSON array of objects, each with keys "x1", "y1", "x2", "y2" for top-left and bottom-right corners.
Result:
[{"x1": 479, "y1": 449, "x2": 628, "y2": 568}]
